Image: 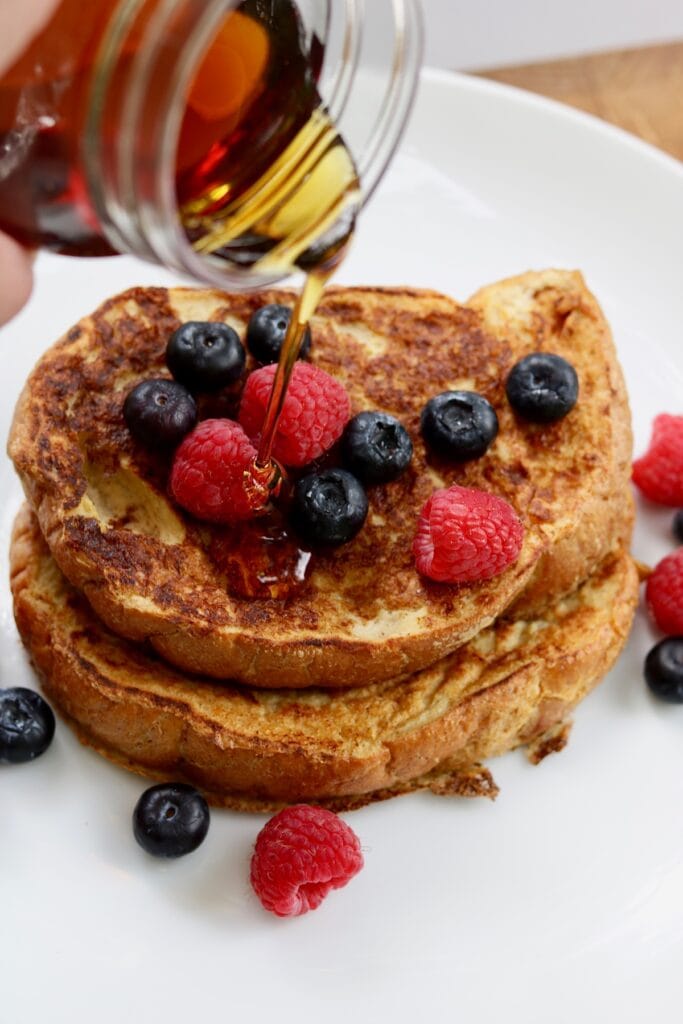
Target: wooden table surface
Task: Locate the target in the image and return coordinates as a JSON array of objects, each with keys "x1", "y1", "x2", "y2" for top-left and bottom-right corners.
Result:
[{"x1": 475, "y1": 40, "x2": 683, "y2": 162}]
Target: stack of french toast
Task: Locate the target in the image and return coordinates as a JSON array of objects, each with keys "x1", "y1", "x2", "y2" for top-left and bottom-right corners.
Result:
[{"x1": 7, "y1": 269, "x2": 639, "y2": 810}]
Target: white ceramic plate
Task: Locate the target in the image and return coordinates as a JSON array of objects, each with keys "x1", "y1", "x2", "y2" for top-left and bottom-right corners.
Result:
[{"x1": 1, "y1": 70, "x2": 682, "y2": 1024}]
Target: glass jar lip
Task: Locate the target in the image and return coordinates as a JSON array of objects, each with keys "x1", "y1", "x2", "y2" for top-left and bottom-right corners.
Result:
[{"x1": 86, "y1": 0, "x2": 423, "y2": 289}]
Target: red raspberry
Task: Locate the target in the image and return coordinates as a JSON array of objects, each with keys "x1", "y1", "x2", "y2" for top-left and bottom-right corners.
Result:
[
  {"x1": 413, "y1": 484, "x2": 524, "y2": 583},
  {"x1": 169, "y1": 418, "x2": 257, "y2": 523},
  {"x1": 250, "y1": 805, "x2": 364, "y2": 917},
  {"x1": 646, "y1": 548, "x2": 683, "y2": 635},
  {"x1": 239, "y1": 362, "x2": 350, "y2": 468},
  {"x1": 632, "y1": 414, "x2": 683, "y2": 506}
]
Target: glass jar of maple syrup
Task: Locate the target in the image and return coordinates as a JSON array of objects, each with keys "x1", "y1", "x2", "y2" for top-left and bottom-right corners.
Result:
[{"x1": 0, "y1": 0, "x2": 422, "y2": 287}]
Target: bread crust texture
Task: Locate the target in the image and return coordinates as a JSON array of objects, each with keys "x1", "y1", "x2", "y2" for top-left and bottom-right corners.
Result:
[{"x1": 10, "y1": 505, "x2": 639, "y2": 811}]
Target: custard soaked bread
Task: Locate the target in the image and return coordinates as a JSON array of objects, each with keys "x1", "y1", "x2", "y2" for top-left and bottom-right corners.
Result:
[
  {"x1": 8, "y1": 270, "x2": 632, "y2": 687},
  {"x1": 10, "y1": 506, "x2": 639, "y2": 810}
]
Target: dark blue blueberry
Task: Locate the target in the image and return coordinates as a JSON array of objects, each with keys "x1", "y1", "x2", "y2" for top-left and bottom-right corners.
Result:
[
  {"x1": 245, "y1": 304, "x2": 311, "y2": 365},
  {"x1": 506, "y1": 352, "x2": 579, "y2": 423},
  {"x1": 124, "y1": 379, "x2": 197, "y2": 448},
  {"x1": 342, "y1": 411, "x2": 413, "y2": 485},
  {"x1": 673, "y1": 509, "x2": 683, "y2": 544},
  {"x1": 291, "y1": 469, "x2": 368, "y2": 546},
  {"x1": 420, "y1": 391, "x2": 498, "y2": 461},
  {"x1": 166, "y1": 321, "x2": 245, "y2": 391},
  {"x1": 0, "y1": 688, "x2": 55, "y2": 764},
  {"x1": 644, "y1": 637, "x2": 683, "y2": 703},
  {"x1": 133, "y1": 783, "x2": 210, "y2": 858}
]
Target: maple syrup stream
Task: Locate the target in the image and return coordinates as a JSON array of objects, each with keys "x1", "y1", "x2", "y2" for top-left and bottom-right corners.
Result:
[{"x1": 186, "y1": 104, "x2": 360, "y2": 511}]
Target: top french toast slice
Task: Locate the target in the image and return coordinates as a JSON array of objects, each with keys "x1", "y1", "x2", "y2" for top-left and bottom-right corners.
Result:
[{"x1": 8, "y1": 269, "x2": 632, "y2": 687}]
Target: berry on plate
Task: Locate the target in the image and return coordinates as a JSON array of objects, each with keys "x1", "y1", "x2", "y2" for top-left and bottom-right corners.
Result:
[
  {"x1": 246, "y1": 304, "x2": 311, "y2": 364},
  {"x1": 250, "y1": 805, "x2": 363, "y2": 917},
  {"x1": 420, "y1": 390, "x2": 498, "y2": 461},
  {"x1": 166, "y1": 321, "x2": 246, "y2": 392},
  {"x1": 505, "y1": 352, "x2": 579, "y2": 423},
  {"x1": 133, "y1": 783, "x2": 210, "y2": 858},
  {"x1": 342, "y1": 411, "x2": 413, "y2": 484},
  {"x1": 124, "y1": 379, "x2": 197, "y2": 448},
  {"x1": 170, "y1": 418, "x2": 258, "y2": 522},
  {"x1": 645, "y1": 547, "x2": 683, "y2": 635},
  {"x1": 413, "y1": 484, "x2": 524, "y2": 583},
  {"x1": 291, "y1": 469, "x2": 368, "y2": 546},
  {"x1": 239, "y1": 362, "x2": 350, "y2": 467},
  {"x1": 644, "y1": 637, "x2": 683, "y2": 703},
  {"x1": 632, "y1": 414, "x2": 683, "y2": 506},
  {"x1": 0, "y1": 688, "x2": 55, "y2": 764}
]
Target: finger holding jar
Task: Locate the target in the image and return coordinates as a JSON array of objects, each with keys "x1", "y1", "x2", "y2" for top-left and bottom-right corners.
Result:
[{"x1": 0, "y1": 0, "x2": 60, "y2": 326}]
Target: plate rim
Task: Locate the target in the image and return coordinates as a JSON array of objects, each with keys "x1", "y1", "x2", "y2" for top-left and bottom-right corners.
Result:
[{"x1": 417, "y1": 65, "x2": 683, "y2": 180}]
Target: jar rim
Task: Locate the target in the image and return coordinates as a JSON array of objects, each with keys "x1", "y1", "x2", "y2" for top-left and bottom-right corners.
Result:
[{"x1": 85, "y1": 0, "x2": 423, "y2": 289}]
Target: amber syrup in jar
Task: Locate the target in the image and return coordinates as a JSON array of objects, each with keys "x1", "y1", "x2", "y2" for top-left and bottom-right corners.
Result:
[{"x1": 0, "y1": 0, "x2": 359, "y2": 264}]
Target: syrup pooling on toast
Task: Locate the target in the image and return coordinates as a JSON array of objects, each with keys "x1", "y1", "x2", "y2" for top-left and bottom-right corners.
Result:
[{"x1": 208, "y1": 513, "x2": 312, "y2": 600}]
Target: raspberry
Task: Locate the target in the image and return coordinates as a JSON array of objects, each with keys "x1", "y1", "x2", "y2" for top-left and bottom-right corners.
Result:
[
  {"x1": 250, "y1": 805, "x2": 364, "y2": 917},
  {"x1": 632, "y1": 414, "x2": 683, "y2": 506},
  {"x1": 239, "y1": 362, "x2": 350, "y2": 468},
  {"x1": 169, "y1": 418, "x2": 257, "y2": 523},
  {"x1": 413, "y1": 484, "x2": 524, "y2": 583},
  {"x1": 646, "y1": 548, "x2": 683, "y2": 635}
]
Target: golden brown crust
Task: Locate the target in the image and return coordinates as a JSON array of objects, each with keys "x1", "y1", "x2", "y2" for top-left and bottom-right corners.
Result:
[
  {"x1": 10, "y1": 505, "x2": 639, "y2": 811},
  {"x1": 8, "y1": 272, "x2": 633, "y2": 687},
  {"x1": 468, "y1": 269, "x2": 634, "y2": 614}
]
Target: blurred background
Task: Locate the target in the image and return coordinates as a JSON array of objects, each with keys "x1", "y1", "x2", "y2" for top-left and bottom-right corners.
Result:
[
  {"x1": 417, "y1": 0, "x2": 683, "y2": 162},
  {"x1": 421, "y1": 0, "x2": 683, "y2": 70}
]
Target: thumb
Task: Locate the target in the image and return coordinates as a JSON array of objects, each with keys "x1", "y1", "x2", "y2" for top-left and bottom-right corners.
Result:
[{"x1": 0, "y1": 232, "x2": 34, "y2": 327}]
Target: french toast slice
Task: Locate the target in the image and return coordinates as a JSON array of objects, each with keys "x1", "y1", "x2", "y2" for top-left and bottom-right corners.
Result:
[
  {"x1": 8, "y1": 270, "x2": 632, "y2": 687},
  {"x1": 10, "y1": 505, "x2": 639, "y2": 811}
]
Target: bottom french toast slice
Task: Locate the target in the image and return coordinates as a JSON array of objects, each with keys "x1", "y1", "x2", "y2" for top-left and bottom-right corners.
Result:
[{"x1": 10, "y1": 504, "x2": 638, "y2": 811}]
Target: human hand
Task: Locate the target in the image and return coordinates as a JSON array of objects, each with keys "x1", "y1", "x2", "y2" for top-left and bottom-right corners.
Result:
[{"x1": 0, "y1": 0, "x2": 61, "y2": 326}]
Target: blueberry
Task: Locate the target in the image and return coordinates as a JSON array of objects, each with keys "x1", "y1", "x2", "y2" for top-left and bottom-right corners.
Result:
[
  {"x1": 166, "y1": 321, "x2": 246, "y2": 391},
  {"x1": 644, "y1": 637, "x2": 683, "y2": 703},
  {"x1": 246, "y1": 304, "x2": 311, "y2": 364},
  {"x1": 291, "y1": 469, "x2": 368, "y2": 546},
  {"x1": 673, "y1": 510, "x2": 683, "y2": 544},
  {"x1": 0, "y1": 688, "x2": 55, "y2": 764},
  {"x1": 342, "y1": 411, "x2": 413, "y2": 485},
  {"x1": 420, "y1": 391, "x2": 499, "y2": 461},
  {"x1": 124, "y1": 379, "x2": 197, "y2": 448},
  {"x1": 133, "y1": 783, "x2": 210, "y2": 858},
  {"x1": 506, "y1": 352, "x2": 579, "y2": 423}
]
